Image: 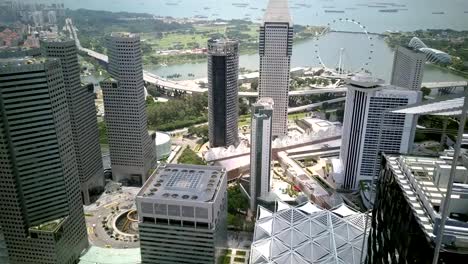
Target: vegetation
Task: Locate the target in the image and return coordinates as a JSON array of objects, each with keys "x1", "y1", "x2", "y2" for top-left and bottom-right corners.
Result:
[
  {"x1": 98, "y1": 121, "x2": 108, "y2": 145},
  {"x1": 386, "y1": 29, "x2": 468, "y2": 75},
  {"x1": 178, "y1": 147, "x2": 205, "y2": 165},
  {"x1": 415, "y1": 115, "x2": 466, "y2": 142},
  {"x1": 227, "y1": 185, "x2": 249, "y2": 214},
  {"x1": 147, "y1": 93, "x2": 208, "y2": 131},
  {"x1": 188, "y1": 125, "x2": 209, "y2": 142},
  {"x1": 68, "y1": 9, "x2": 322, "y2": 66}
]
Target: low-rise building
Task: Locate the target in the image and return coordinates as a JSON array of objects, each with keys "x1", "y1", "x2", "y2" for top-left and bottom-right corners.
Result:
[{"x1": 136, "y1": 164, "x2": 227, "y2": 264}]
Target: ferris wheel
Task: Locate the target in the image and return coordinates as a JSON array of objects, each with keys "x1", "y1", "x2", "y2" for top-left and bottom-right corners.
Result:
[{"x1": 314, "y1": 18, "x2": 375, "y2": 75}]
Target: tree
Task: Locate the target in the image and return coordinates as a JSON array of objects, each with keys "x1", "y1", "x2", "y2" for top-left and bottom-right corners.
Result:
[
  {"x1": 227, "y1": 186, "x2": 249, "y2": 214},
  {"x1": 239, "y1": 99, "x2": 250, "y2": 115},
  {"x1": 250, "y1": 79, "x2": 259, "y2": 91},
  {"x1": 336, "y1": 108, "x2": 345, "y2": 123},
  {"x1": 421, "y1": 87, "x2": 431, "y2": 99},
  {"x1": 178, "y1": 147, "x2": 205, "y2": 165}
]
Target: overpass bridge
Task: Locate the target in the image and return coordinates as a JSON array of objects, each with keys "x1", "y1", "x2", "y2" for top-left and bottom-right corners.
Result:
[{"x1": 66, "y1": 19, "x2": 467, "y2": 98}]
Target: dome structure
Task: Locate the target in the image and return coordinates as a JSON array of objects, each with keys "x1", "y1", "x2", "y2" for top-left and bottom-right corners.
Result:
[
  {"x1": 408, "y1": 37, "x2": 452, "y2": 64},
  {"x1": 155, "y1": 132, "x2": 171, "y2": 160}
]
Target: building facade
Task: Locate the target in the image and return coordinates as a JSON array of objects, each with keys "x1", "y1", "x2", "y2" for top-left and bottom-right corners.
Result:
[
  {"x1": 41, "y1": 38, "x2": 104, "y2": 205},
  {"x1": 367, "y1": 154, "x2": 468, "y2": 263},
  {"x1": 340, "y1": 73, "x2": 420, "y2": 189},
  {"x1": 100, "y1": 32, "x2": 156, "y2": 185},
  {"x1": 258, "y1": 0, "x2": 293, "y2": 137},
  {"x1": 0, "y1": 58, "x2": 88, "y2": 264},
  {"x1": 136, "y1": 164, "x2": 227, "y2": 264},
  {"x1": 390, "y1": 46, "x2": 426, "y2": 91},
  {"x1": 207, "y1": 38, "x2": 240, "y2": 148},
  {"x1": 249, "y1": 98, "x2": 274, "y2": 211}
]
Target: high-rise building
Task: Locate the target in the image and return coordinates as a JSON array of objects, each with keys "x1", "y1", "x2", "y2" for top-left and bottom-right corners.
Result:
[
  {"x1": 136, "y1": 164, "x2": 227, "y2": 264},
  {"x1": 0, "y1": 57, "x2": 88, "y2": 264},
  {"x1": 32, "y1": 11, "x2": 44, "y2": 26},
  {"x1": 41, "y1": 38, "x2": 104, "y2": 205},
  {"x1": 258, "y1": 0, "x2": 293, "y2": 137},
  {"x1": 0, "y1": 226, "x2": 9, "y2": 264},
  {"x1": 207, "y1": 38, "x2": 240, "y2": 148},
  {"x1": 340, "y1": 73, "x2": 421, "y2": 190},
  {"x1": 100, "y1": 32, "x2": 156, "y2": 185},
  {"x1": 47, "y1": 11, "x2": 57, "y2": 25},
  {"x1": 367, "y1": 154, "x2": 468, "y2": 263},
  {"x1": 390, "y1": 46, "x2": 426, "y2": 90},
  {"x1": 249, "y1": 98, "x2": 274, "y2": 211}
]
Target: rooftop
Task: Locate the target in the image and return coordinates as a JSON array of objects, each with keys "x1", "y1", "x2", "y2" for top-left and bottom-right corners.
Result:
[
  {"x1": 109, "y1": 32, "x2": 139, "y2": 39},
  {"x1": 392, "y1": 95, "x2": 466, "y2": 116},
  {"x1": 137, "y1": 164, "x2": 226, "y2": 203},
  {"x1": 0, "y1": 57, "x2": 51, "y2": 68},
  {"x1": 385, "y1": 154, "x2": 468, "y2": 249},
  {"x1": 250, "y1": 201, "x2": 368, "y2": 264},
  {"x1": 346, "y1": 72, "x2": 385, "y2": 88},
  {"x1": 263, "y1": 0, "x2": 292, "y2": 25},
  {"x1": 79, "y1": 246, "x2": 141, "y2": 264},
  {"x1": 29, "y1": 217, "x2": 66, "y2": 233}
]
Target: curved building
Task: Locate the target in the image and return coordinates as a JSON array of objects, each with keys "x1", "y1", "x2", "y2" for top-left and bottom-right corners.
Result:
[
  {"x1": 408, "y1": 37, "x2": 452, "y2": 64},
  {"x1": 155, "y1": 132, "x2": 171, "y2": 160},
  {"x1": 207, "y1": 38, "x2": 240, "y2": 148},
  {"x1": 340, "y1": 73, "x2": 420, "y2": 190}
]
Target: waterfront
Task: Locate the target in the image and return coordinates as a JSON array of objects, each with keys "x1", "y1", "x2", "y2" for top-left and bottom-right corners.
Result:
[
  {"x1": 145, "y1": 32, "x2": 465, "y2": 82},
  {"x1": 64, "y1": 0, "x2": 468, "y2": 33}
]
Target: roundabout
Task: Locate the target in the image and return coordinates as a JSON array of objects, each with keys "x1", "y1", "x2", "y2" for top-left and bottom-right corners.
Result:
[{"x1": 84, "y1": 185, "x2": 141, "y2": 249}]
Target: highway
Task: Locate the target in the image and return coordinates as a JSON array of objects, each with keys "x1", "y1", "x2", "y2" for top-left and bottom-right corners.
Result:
[
  {"x1": 66, "y1": 19, "x2": 468, "y2": 97},
  {"x1": 288, "y1": 97, "x2": 347, "y2": 113}
]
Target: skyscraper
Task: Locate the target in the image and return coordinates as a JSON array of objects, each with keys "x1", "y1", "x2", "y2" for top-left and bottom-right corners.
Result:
[
  {"x1": 0, "y1": 58, "x2": 88, "y2": 264},
  {"x1": 340, "y1": 73, "x2": 420, "y2": 190},
  {"x1": 207, "y1": 38, "x2": 240, "y2": 148},
  {"x1": 249, "y1": 98, "x2": 274, "y2": 211},
  {"x1": 41, "y1": 38, "x2": 104, "y2": 205},
  {"x1": 137, "y1": 164, "x2": 227, "y2": 264},
  {"x1": 258, "y1": 0, "x2": 293, "y2": 137},
  {"x1": 367, "y1": 154, "x2": 468, "y2": 263},
  {"x1": 390, "y1": 46, "x2": 426, "y2": 90},
  {"x1": 100, "y1": 32, "x2": 156, "y2": 185}
]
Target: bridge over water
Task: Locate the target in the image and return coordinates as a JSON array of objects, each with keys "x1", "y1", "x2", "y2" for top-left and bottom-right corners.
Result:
[{"x1": 66, "y1": 19, "x2": 467, "y2": 98}]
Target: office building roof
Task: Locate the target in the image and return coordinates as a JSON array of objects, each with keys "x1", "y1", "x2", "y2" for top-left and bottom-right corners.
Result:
[
  {"x1": 384, "y1": 154, "x2": 468, "y2": 251},
  {"x1": 263, "y1": 0, "x2": 292, "y2": 25},
  {"x1": 137, "y1": 164, "x2": 226, "y2": 203},
  {"x1": 250, "y1": 201, "x2": 368, "y2": 264},
  {"x1": 391, "y1": 95, "x2": 465, "y2": 116}
]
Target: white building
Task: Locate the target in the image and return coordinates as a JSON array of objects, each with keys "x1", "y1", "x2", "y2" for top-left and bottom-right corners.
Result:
[
  {"x1": 32, "y1": 11, "x2": 44, "y2": 26},
  {"x1": 100, "y1": 32, "x2": 156, "y2": 185},
  {"x1": 340, "y1": 73, "x2": 421, "y2": 190},
  {"x1": 47, "y1": 10, "x2": 57, "y2": 24},
  {"x1": 258, "y1": 0, "x2": 293, "y2": 137},
  {"x1": 136, "y1": 164, "x2": 227, "y2": 264},
  {"x1": 250, "y1": 201, "x2": 368, "y2": 264},
  {"x1": 250, "y1": 98, "x2": 274, "y2": 211},
  {"x1": 390, "y1": 46, "x2": 426, "y2": 90}
]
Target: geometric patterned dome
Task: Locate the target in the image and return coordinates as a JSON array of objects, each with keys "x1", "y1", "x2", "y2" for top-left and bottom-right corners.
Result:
[
  {"x1": 408, "y1": 37, "x2": 452, "y2": 64},
  {"x1": 250, "y1": 201, "x2": 369, "y2": 264}
]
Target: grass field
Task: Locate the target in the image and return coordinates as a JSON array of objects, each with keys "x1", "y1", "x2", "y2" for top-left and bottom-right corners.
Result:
[{"x1": 141, "y1": 23, "x2": 259, "y2": 52}]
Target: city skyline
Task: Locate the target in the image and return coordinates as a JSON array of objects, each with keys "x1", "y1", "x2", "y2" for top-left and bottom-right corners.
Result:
[{"x1": 0, "y1": 0, "x2": 467, "y2": 264}]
